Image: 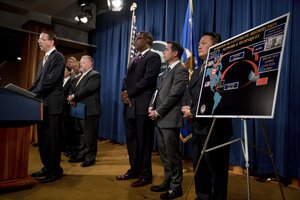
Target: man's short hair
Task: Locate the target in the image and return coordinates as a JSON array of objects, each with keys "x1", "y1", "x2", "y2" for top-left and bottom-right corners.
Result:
[
  {"x1": 167, "y1": 41, "x2": 184, "y2": 59},
  {"x1": 138, "y1": 31, "x2": 154, "y2": 46},
  {"x1": 202, "y1": 32, "x2": 222, "y2": 44},
  {"x1": 82, "y1": 55, "x2": 94, "y2": 67},
  {"x1": 41, "y1": 31, "x2": 58, "y2": 45}
]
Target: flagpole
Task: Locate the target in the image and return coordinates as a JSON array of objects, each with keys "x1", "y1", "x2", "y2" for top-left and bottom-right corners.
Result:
[
  {"x1": 189, "y1": 0, "x2": 193, "y2": 72},
  {"x1": 127, "y1": 2, "x2": 137, "y2": 67}
]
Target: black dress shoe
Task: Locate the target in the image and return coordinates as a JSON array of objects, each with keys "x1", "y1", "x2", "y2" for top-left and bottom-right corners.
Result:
[
  {"x1": 116, "y1": 172, "x2": 138, "y2": 180},
  {"x1": 31, "y1": 169, "x2": 47, "y2": 177},
  {"x1": 131, "y1": 178, "x2": 152, "y2": 187},
  {"x1": 160, "y1": 188, "x2": 183, "y2": 199},
  {"x1": 39, "y1": 174, "x2": 62, "y2": 183},
  {"x1": 68, "y1": 157, "x2": 85, "y2": 163},
  {"x1": 151, "y1": 183, "x2": 170, "y2": 192},
  {"x1": 80, "y1": 160, "x2": 95, "y2": 167}
]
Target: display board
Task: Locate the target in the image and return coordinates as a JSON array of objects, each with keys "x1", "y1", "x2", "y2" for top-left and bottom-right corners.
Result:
[{"x1": 196, "y1": 13, "x2": 289, "y2": 118}]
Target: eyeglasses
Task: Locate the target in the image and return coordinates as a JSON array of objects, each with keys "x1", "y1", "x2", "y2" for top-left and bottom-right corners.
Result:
[{"x1": 38, "y1": 38, "x2": 51, "y2": 42}]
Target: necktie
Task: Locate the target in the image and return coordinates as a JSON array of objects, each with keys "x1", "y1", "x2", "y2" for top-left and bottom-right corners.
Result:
[
  {"x1": 75, "y1": 74, "x2": 84, "y2": 87},
  {"x1": 134, "y1": 53, "x2": 142, "y2": 64},
  {"x1": 164, "y1": 66, "x2": 171, "y2": 77},
  {"x1": 42, "y1": 55, "x2": 48, "y2": 66},
  {"x1": 200, "y1": 63, "x2": 205, "y2": 75},
  {"x1": 160, "y1": 66, "x2": 170, "y2": 84}
]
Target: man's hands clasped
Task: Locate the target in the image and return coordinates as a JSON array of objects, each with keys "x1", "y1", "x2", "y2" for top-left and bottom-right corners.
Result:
[{"x1": 121, "y1": 90, "x2": 131, "y2": 107}]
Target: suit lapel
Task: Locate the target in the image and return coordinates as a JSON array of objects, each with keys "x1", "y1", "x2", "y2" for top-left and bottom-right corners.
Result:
[
  {"x1": 127, "y1": 50, "x2": 151, "y2": 73},
  {"x1": 158, "y1": 63, "x2": 178, "y2": 90},
  {"x1": 36, "y1": 50, "x2": 55, "y2": 81},
  {"x1": 189, "y1": 67, "x2": 203, "y2": 89},
  {"x1": 76, "y1": 70, "x2": 93, "y2": 88},
  {"x1": 43, "y1": 50, "x2": 55, "y2": 68}
]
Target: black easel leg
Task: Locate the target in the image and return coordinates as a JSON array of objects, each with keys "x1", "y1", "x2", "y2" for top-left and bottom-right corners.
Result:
[
  {"x1": 259, "y1": 119, "x2": 286, "y2": 200},
  {"x1": 184, "y1": 118, "x2": 217, "y2": 200}
]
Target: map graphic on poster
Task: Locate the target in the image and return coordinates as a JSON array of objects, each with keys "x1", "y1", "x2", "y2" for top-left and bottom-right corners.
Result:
[{"x1": 196, "y1": 13, "x2": 289, "y2": 118}]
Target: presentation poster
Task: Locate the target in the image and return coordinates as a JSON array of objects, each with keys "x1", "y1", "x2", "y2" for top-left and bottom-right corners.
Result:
[{"x1": 196, "y1": 13, "x2": 289, "y2": 118}]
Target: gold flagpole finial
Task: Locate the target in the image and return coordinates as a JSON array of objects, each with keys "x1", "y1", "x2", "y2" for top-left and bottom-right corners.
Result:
[{"x1": 130, "y1": 2, "x2": 137, "y2": 11}]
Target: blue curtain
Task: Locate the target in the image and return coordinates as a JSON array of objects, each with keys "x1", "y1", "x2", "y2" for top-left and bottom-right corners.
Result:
[{"x1": 93, "y1": 0, "x2": 300, "y2": 180}]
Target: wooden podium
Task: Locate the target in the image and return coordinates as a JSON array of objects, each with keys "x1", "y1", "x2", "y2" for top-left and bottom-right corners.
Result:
[{"x1": 0, "y1": 87, "x2": 43, "y2": 190}]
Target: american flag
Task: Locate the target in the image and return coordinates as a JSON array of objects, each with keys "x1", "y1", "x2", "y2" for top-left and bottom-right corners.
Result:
[
  {"x1": 127, "y1": 3, "x2": 138, "y2": 66},
  {"x1": 129, "y1": 16, "x2": 137, "y2": 59}
]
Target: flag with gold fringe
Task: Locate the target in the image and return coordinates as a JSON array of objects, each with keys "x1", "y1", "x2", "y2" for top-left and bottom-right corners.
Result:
[
  {"x1": 127, "y1": 2, "x2": 138, "y2": 67},
  {"x1": 180, "y1": 0, "x2": 197, "y2": 143}
]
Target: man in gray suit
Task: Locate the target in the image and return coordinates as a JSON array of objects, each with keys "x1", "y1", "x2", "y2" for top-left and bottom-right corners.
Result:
[{"x1": 148, "y1": 41, "x2": 188, "y2": 200}]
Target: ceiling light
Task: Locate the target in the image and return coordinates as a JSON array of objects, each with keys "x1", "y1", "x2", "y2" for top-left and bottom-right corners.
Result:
[
  {"x1": 75, "y1": 5, "x2": 93, "y2": 24},
  {"x1": 107, "y1": 0, "x2": 123, "y2": 11},
  {"x1": 78, "y1": 0, "x2": 88, "y2": 7}
]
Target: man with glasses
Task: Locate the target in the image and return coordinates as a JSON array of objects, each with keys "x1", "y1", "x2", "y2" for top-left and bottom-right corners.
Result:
[
  {"x1": 117, "y1": 31, "x2": 161, "y2": 187},
  {"x1": 29, "y1": 31, "x2": 65, "y2": 183}
]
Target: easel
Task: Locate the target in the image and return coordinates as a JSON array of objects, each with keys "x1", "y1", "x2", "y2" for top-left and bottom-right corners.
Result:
[{"x1": 184, "y1": 118, "x2": 286, "y2": 200}]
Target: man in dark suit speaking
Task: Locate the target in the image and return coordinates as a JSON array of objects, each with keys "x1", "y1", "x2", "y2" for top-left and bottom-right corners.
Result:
[
  {"x1": 149, "y1": 41, "x2": 188, "y2": 199},
  {"x1": 117, "y1": 32, "x2": 161, "y2": 187},
  {"x1": 29, "y1": 31, "x2": 65, "y2": 183},
  {"x1": 67, "y1": 55, "x2": 101, "y2": 167}
]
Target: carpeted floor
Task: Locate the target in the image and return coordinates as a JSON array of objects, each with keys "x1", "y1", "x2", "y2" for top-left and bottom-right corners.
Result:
[{"x1": 1, "y1": 140, "x2": 299, "y2": 200}]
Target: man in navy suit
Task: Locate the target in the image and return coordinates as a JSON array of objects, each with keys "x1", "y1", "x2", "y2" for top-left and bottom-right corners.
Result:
[
  {"x1": 29, "y1": 31, "x2": 65, "y2": 183},
  {"x1": 181, "y1": 32, "x2": 233, "y2": 200},
  {"x1": 67, "y1": 55, "x2": 101, "y2": 167},
  {"x1": 149, "y1": 41, "x2": 188, "y2": 199},
  {"x1": 117, "y1": 32, "x2": 161, "y2": 187},
  {"x1": 62, "y1": 66, "x2": 73, "y2": 156}
]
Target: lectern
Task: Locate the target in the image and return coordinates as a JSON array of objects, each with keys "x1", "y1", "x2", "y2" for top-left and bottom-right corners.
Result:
[{"x1": 0, "y1": 87, "x2": 43, "y2": 190}]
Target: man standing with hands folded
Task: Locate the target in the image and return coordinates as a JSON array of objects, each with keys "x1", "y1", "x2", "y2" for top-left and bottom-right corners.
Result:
[
  {"x1": 67, "y1": 55, "x2": 101, "y2": 168},
  {"x1": 181, "y1": 32, "x2": 233, "y2": 200},
  {"x1": 149, "y1": 41, "x2": 188, "y2": 200},
  {"x1": 117, "y1": 32, "x2": 161, "y2": 187}
]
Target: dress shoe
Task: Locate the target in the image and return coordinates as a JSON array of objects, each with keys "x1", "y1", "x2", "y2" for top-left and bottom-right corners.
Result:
[
  {"x1": 160, "y1": 188, "x2": 183, "y2": 199},
  {"x1": 116, "y1": 172, "x2": 138, "y2": 180},
  {"x1": 39, "y1": 174, "x2": 62, "y2": 183},
  {"x1": 31, "y1": 169, "x2": 47, "y2": 177},
  {"x1": 68, "y1": 157, "x2": 85, "y2": 163},
  {"x1": 80, "y1": 160, "x2": 95, "y2": 167},
  {"x1": 151, "y1": 183, "x2": 170, "y2": 192},
  {"x1": 131, "y1": 178, "x2": 152, "y2": 187}
]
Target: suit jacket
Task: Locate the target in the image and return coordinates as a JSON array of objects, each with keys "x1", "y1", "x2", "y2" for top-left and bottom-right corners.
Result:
[
  {"x1": 72, "y1": 70, "x2": 101, "y2": 116},
  {"x1": 186, "y1": 67, "x2": 233, "y2": 135},
  {"x1": 63, "y1": 77, "x2": 72, "y2": 112},
  {"x1": 122, "y1": 50, "x2": 161, "y2": 115},
  {"x1": 150, "y1": 62, "x2": 188, "y2": 128},
  {"x1": 29, "y1": 50, "x2": 65, "y2": 115},
  {"x1": 63, "y1": 78, "x2": 72, "y2": 97}
]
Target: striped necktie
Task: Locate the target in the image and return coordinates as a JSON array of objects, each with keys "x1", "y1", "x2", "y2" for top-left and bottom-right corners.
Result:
[
  {"x1": 134, "y1": 53, "x2": 142, "y2": 64},
  {"x1": 75, "y1": 74, "x2": 84, "y2": 87},
  {"x1": 164, "y1": 66, "x2": 171, "y2": 77},
  {"x1": 42, "y1": 55, "x2": 49, "y2": 66}
]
